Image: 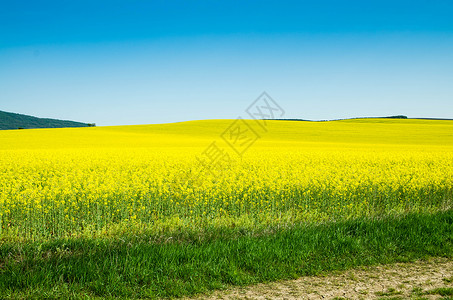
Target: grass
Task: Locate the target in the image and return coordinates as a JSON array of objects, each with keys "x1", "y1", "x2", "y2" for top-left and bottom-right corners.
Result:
[
  {"x1": 375, "y1": 287, "x2": 403, "y2": 296},
  {"x1": 1, "y1": 210, "x2": 453, "y2": 299},
  {"x1": 425, "y1": 287, "x2": 453, "y2": 296}
]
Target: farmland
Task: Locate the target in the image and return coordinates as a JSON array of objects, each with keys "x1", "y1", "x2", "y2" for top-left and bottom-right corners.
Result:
[{"x1": 1, "y1": 118, "x2": 453, "y2": 298}]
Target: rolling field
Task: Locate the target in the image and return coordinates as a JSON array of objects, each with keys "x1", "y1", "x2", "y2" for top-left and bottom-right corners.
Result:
[{"x1": 1, "y1": 119, "x2": 453, "y2": 298}]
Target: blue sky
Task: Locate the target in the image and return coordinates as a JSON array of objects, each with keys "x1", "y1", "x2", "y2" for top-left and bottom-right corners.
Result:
[{"x1": 1, "y1": 0, "x2": 452, "y2": 125}]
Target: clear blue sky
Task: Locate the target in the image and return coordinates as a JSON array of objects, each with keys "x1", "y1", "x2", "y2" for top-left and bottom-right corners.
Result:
[{"x1": 1, "y1": 0, "x2": 452, "y2": 125}]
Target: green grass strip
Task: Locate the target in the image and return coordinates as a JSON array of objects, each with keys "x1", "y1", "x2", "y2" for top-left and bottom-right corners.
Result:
[
  {"x1": 1, "y1": 210, "x2": 453, "y2": 299},
  {"x1": 425, "y1": 287, "x2": 453, "y2": 296}
]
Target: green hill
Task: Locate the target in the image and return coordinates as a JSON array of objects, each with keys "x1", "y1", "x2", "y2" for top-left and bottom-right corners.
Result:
[{"x1": 0, "y1": 110, "x2": 94, "y2": 130}]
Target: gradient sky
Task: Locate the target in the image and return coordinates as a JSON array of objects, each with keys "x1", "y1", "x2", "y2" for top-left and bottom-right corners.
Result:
[{"x1": 1, "y1": 0, "x2": 452, "y2": 126}]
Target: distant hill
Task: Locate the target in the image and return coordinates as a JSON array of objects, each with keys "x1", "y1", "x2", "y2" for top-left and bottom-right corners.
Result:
[
  {"x1": 0, "y1": 110, "x2": 95, "y2": 130},
  {"x1": 267, "y1": 115, "x2": 453, "y2": 122}
]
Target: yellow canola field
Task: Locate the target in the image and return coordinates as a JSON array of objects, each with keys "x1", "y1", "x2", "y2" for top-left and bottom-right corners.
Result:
[{"x1": 0, "y1": 119, "x2": 452, "y2": 240}]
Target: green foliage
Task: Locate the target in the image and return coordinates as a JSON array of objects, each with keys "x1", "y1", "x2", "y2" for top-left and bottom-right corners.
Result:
[
  {"x1": 375, "y1": 287, "x2": 403, "y2": 296},
  {"x1": 425, "y1": 287, "x2": 453, "y2": 296},
  {"x1": 0, "y1": 110, "x2": 91, "y2": 130},
  {"x1": 384, "y1": 115, "x2": 408, "y2": 119}
]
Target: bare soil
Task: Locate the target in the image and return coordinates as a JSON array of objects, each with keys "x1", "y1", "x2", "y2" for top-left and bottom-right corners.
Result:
[{"x1": 189, "y1": 258, "x2": 453, "y2": 299}]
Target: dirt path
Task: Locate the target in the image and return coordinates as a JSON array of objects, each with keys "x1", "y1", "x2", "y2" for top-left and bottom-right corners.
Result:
[{"x1": 190, "y1": 258, "x2": 453, "y2": 299}]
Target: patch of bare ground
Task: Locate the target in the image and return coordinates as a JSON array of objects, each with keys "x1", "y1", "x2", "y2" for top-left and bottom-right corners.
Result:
[{"x1": 188, "y1": 258, "x2": 453, "y2": 299}]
